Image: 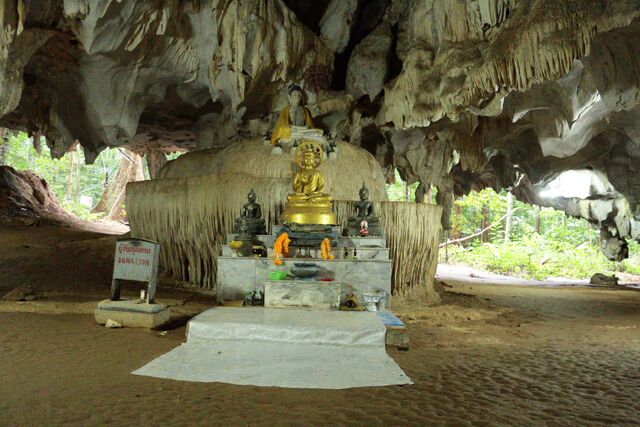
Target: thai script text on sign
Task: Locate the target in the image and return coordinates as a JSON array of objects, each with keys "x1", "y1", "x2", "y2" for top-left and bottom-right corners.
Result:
[{"x1": 113, "y1": 239, "x2": 160, "y2": 282}]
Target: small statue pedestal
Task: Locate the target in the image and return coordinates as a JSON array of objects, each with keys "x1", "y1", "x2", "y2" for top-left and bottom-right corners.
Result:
[{"x1": 94, "y1": 299, "x2": 170, "y2": 329}]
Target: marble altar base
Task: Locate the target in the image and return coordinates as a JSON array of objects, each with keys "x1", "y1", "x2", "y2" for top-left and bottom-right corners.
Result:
[
  {"x1": 217, "y1": 257, "x2": 391, "y2": 306},
  {"x1": 264, "y1": 280, "x2": 341, "y2": 310}
]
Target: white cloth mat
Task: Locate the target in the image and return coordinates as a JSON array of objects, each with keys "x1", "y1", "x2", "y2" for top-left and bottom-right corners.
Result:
[{"x1": 133, "y1": 307, "x2": 412, "y2": 389}]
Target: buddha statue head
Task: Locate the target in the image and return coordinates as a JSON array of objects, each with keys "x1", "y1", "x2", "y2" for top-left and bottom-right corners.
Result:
[
  {"x1": 301, "y1": 150, "x2": 317, "y2": 169},
  {"x1": 295, "y1": 141, "x2": 323, "y2": 170},
  {"x1": 247, "y1": 188, "x2": 257, "y2": 203},
  {"x1": 359, "y1": 183, "x2": 370, "y2": 201},
  {"x1": 288, "y1": 84, "x2": 304, "y2": 107}
]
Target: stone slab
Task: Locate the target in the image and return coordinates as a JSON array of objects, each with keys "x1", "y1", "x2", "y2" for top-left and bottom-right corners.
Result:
[
  {"x1": 226, "y1": 234, "x2": 386, "y2": 249},
  {"x1": 95, "y1": 299, "x2": 170, "y2": 328},
  {"x1": 217, "y1": 257, "x2": 391, "y2": 307},
  {"x1": 272, "y1": 224, "x2": 342, "y2": 236},
  {"x1": 221, "y1": 245, "x2": 390, "y2": 260},
  {"x1": 97, "y1": 299, "x2": 166, "y2": 313},
  {"x1": 385, "y1": 327, "x2": 409, "y2": 350},
  {"x1": 337, "y1": 237, "x2": 386, "y2": 248},
  {"x1": 264, "y1": 280, "x2": 341, "y2": 310}
]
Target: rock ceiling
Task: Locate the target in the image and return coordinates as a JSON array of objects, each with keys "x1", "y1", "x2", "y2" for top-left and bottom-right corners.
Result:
[{"x1": 1, "y1": 0, "x2": 640, "y2": 259}]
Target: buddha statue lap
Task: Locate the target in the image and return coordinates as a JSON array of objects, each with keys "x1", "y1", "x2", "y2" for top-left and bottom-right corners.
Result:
[
  {"x1": 234, "y1": 188, "x2": 267, "y2": 235},
  {"x1": 346, "y1": 184, "x2": 384, "y2": 237}
]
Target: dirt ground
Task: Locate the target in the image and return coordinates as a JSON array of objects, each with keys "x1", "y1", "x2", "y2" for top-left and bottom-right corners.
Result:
[{"x1": 1, "y1": 224, "x2": 639, "y2": 426}]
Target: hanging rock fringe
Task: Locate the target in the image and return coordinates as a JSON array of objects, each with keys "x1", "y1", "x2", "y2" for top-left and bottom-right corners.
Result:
[
  {"x1": 334, "y1": 201, "x2": 442, "y2": 303},
  {"x1": 128, "y1": 177, "x2": 441, "y2": 302},
  {"x1": 381, "y1": 1, "x2": 640, "y2": 129},
  {"x1": 156, "y1": 139, "x2": 389, "y2": 202}
]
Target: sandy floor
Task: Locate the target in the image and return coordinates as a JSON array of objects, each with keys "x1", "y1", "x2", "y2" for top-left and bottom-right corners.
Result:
[{"x1": 1, "y1": 225, "x2": 639, "y2": 425}]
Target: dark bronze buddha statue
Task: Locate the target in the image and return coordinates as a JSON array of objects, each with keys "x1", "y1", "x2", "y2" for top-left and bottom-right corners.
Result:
[
  {"x1": 346, "y1": 184, "x2": 383, "y2": 237},
  {"x1": 234, "y1": 188, "x2": 267, "y2": 235}
]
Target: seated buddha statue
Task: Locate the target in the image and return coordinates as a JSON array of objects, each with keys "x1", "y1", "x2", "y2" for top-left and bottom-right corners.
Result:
[
  {"x1": 346, "y1": 183, "x2": 383, "y2": 237},
  {"x1": 270, "y1": 84, "x2": 315, "y2": 147},
  {"x1": 234, "y1": 188, "x2": 267, "y2": 235},
  {"x1": 281, "y1": 142, "x2": 336, "y2": 225}
]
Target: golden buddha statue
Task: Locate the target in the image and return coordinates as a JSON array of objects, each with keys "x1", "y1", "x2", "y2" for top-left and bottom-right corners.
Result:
[{"x1": 281, "y1": 141, "x2": 336, "y2": 225}]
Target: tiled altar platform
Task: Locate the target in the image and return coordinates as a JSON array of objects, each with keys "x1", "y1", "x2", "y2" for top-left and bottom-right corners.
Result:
[
  {"x1": 217, "y1": 226, "x2": 393, "y2": 309},
  {"x1": 217, "y1": 256, "x2": 391, "y2": 305}
]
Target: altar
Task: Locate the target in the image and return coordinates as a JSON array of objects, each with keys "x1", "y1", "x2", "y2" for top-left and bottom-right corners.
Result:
[
  {"x1": 125, "y1": 82, "x2": 443, "y2": 388},
  {"x1": 217, "y1": 229, "x2": 392, "y2": 309}
]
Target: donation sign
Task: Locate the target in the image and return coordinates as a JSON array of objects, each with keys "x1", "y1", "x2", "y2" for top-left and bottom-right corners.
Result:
[{"x1": 113, "y1": 238, "x2": 160, "y2": 282}]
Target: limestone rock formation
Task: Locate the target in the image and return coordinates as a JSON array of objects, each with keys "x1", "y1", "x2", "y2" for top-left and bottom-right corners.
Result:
[
  {"x1": 319, "y1": 0, "x2": 358, "y2": 53},
  {"x1": 346, "y1": 22, "x2": 392, "y2": 99},
  {"x1": 157, "y1": 139, "x2": 388, "y2": 201},
  {"x1": 0, "y1": 0, "x2": 332, "y2": 161}
]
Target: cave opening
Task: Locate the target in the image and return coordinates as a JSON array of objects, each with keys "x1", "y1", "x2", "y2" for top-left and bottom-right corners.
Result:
[
  {"x1": 1, "y1": 1, "x2": 639, "y2": 423},
  {"x1": 441, "y1": 184, "x2": 640, "y2": 284},
  {"x1": 0, "y1": 130, "x2": 178, "y2": 230}
]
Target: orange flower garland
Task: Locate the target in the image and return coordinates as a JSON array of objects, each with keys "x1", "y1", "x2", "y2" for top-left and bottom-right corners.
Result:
[
  {"x1": 273, "y1": 232, "x2": 291, "y2": 265},
  {"x1": 321, "y1": 238, "x2": 334, "y2": 260}
]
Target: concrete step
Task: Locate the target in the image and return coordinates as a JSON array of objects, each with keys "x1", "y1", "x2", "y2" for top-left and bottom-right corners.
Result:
[{"x1": 186, "y1": 307, "x2": 385, "y2": 347}]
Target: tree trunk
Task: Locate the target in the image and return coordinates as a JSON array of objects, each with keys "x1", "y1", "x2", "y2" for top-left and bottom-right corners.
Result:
[
  {"x1": 75, "y1": 146, "x2": 82, "y2": 201},
  {"x1": 146, "y1": 149, "x2": 167, "y2": 179},
  {"x1": 0, "y1": 129, "x2": 8, "y2": 165},
  {"x1": 452, "y1": 203, "x2": 462, "y2": 239},
  {"x1": 481, "y1": 205, "x2": 490, "y2": 242},
  {"x1": 65, "y1": 146, "x2": 75, "y2": 202},
  {"x1": 533, "y1": 205, "x2": 541, "y2": 234},
  {"x1": 32, "y1": 132, "x2": 42, "y2": 154},
  {"x1": 504, "y1": 191, "x2": 513, "y2": 242},
  {"x1": 92, "y1": 149, "x2": 144, "y2": 220},
  {"x1": 415, "y1": 181, "x2": 425, "y2": 203}
]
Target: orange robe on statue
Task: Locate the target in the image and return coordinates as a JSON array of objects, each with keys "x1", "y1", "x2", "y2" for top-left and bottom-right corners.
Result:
[{"x1": 270, "y1": 106, "x2": 315, "y2": 145}]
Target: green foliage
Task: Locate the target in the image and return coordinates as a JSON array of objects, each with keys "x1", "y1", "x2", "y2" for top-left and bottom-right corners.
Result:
[
  {"x1": 443, "y1": 187, "x2": 640, "y2": 280},
  {"x1": 60, "y1": 200, "x2": 105, "y2": 221},
  {"x1": 446, "y1": 235, "x2": 640, "y2": 280},
  {"x1": 3, "y1": 132, "x2": 121, "y2": 217}
]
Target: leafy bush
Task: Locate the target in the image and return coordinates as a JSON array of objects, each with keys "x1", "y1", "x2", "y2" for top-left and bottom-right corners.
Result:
[{"x1": 60, "y1": 200, "x2": 105, "y2": 221}]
